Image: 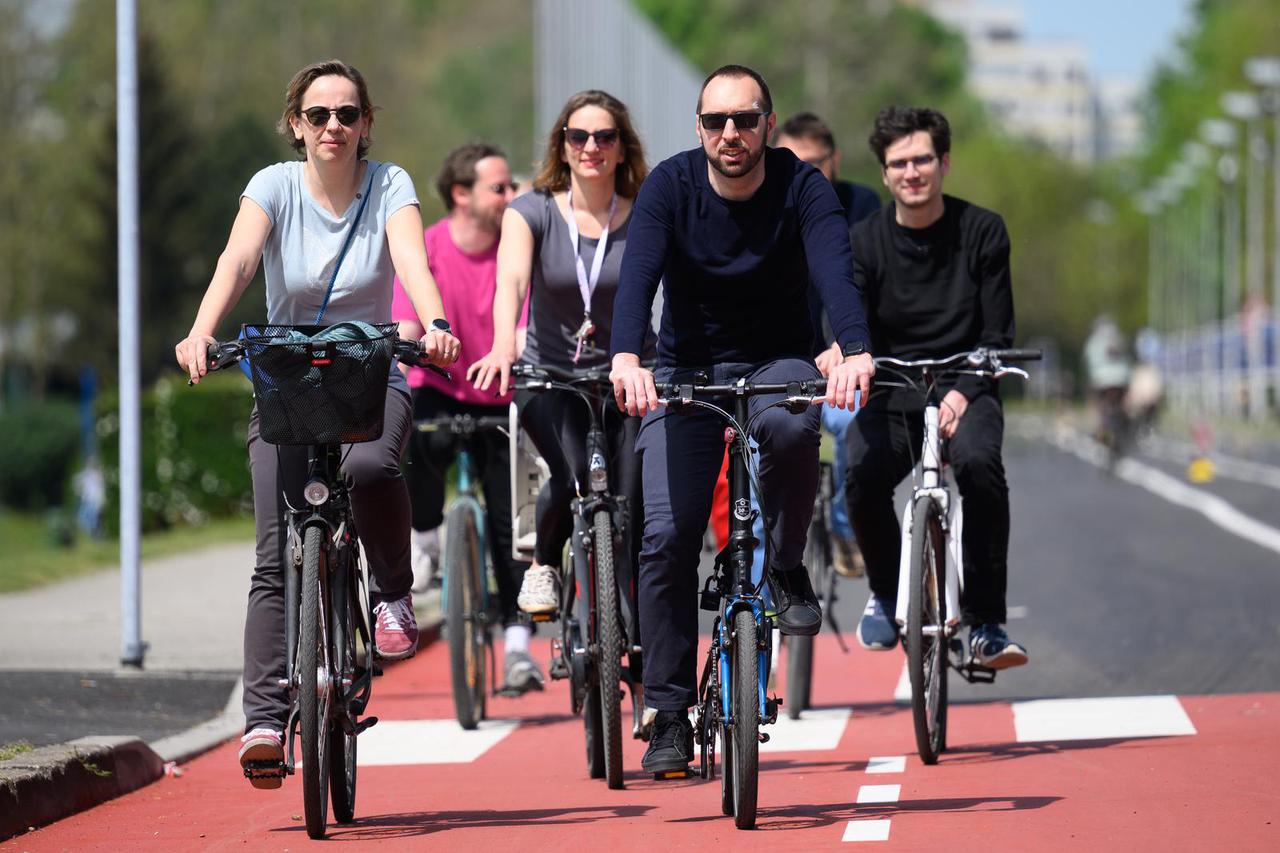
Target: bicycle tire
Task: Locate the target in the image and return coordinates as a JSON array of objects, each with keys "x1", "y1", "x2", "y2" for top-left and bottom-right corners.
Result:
[
  {"x1": 719, "y1": 695, "x2": 734, "y2": 816},
  {"x1": 786, "y1": 535, "x2": 823, "y2": 719},
  {"x1": 593, "y1": 509, "x2": 625, "y2": 789},
  {"x1": 907, "y1": 494, "x2": 948, "y2": 765},
  {"x1": 300, "y1": 524, "x2": 331, "y2": 839},
  {"x1": 329, "y1": 558, "x2": 357, "y2": 824},
  {"x1": 731, "y1": 609, "x2": 760, "y2": 829},
  {"x1": 446, "y1": 506, "x2": 485, "y2": 730},
  {"x1": 583, "y1": 679, "x2": 606, "y2": 778}
]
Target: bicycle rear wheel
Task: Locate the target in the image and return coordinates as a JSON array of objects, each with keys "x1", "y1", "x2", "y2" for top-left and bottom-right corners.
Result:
[
  {"x1": 446, "y1": 506, "x2": 486, "y2": 730},
  {"x1": 593, "y1": 508, "x2": 625, "y2": 789},
  {"x1": 300, "y1": 524, "x2": 332, "y2": 839},
  {"x1": 730, "y1": 609, "x2": 760, "y2": 829},
  {"x1": 786, "y1": 534, "x2": 823, "y2": 719},
  {"x1": 329, "y1": 555, "x2": 358, "y2": 824},
  {"x1": 907, "y1": 494, "x2": 948, "y2": 765}
]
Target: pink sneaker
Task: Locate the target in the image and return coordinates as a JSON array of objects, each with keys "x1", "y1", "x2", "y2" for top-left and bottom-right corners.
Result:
[
  {"x1": 374, "y1": 595, "x2": 419, "y2": 660},
  {"x1": 238, "y1": 728, "x2": 284, "y2": 789}
]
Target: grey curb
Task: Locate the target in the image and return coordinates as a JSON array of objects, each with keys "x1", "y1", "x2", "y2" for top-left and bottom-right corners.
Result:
[{"x1": 0, "y1": 606, "x2": 443, "y2": 841}]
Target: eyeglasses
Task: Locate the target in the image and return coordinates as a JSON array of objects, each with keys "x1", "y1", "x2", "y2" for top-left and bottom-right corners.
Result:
[
  {"x1": 563, "y1": 127, "x2": 620, "y2": 149},
  {"x1": 699, "y1": 111, "x2": 767, "y2": 132},
  {"x1": 300, "y1": 105, "x2": 364, "y2": 128},
  {"x1": 483, "y1": 181, "x2": 520, "y2": 194},
  {"x1": 884, "y1": 153, "x2": 937, "y2": 172}
]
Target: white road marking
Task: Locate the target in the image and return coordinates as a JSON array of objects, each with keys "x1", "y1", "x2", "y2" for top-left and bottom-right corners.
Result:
[
  {"x1": 842, "y1": 819, "x2": 892, "y2": 842},
  {"x1": 865, "y1": 755, "x2": 906, "y2": 774},
  {"x1": 761, "y1": 706, "x2": 851, "y2": 752},
  {"x1": 1006, "y1": 605, "x2": 1029, "y2": 620},
  {"x1": 1012, "y1": 695, "x2": 1196, "y2": 743},
  {"x1": 856, "y1": 784, "x2": 901, "y2": 804},
  {"x1": 893, "y1": 662, "x2": 911, "y2": 703},
  {"x1": 1052, "y1": 428, "x2": 1280, "y2": 557},
  {"x1": 352, "y1": 718, "x2": 520, "y2": 766}
]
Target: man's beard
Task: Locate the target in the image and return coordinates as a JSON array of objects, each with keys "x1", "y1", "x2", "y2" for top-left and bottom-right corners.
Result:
[
  {"x1": 469, "y1": 204, "x2": 503, "y2": 234},
  {"x1": 707, "y1": 140, "x2": 764, "y2": 178}
]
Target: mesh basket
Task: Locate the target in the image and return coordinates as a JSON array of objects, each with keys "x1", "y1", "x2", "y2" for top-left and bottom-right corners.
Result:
[{"x1": 243, "y1": 323, "x2": 397, "y2": 445}]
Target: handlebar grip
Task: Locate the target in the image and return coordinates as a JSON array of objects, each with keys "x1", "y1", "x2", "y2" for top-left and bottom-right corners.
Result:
[{"x1": 991, "y1": 348, "x2": 1042, "y2": 362}]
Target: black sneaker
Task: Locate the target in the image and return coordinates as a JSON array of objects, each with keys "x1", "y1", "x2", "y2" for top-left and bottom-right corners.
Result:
[
  {"x1": 770, "y1": 566, "x2": 822, "y2": 636},
  {"x1": 640, "y1": 710, "x2": 694, "y2": 773}
]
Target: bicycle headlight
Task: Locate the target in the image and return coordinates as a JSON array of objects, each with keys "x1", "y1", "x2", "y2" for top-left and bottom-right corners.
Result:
[{"x1": 303, "y1": 478, "x2": 330, "y2": 507}]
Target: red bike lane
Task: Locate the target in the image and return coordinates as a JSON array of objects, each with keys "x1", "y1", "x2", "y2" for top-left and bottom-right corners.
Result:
[{"x1": 6, "y1": 636, "x2": 1277, "y2": 851}]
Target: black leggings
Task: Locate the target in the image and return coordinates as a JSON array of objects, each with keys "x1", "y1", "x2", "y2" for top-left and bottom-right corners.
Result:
[{"x1": 514, "y1": 387, "x2": 643, "y2": 570}]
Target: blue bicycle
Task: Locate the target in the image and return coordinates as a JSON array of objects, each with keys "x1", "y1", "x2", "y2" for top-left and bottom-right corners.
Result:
[{"x1": 657, "y1": 375, "x2": 827, "y2": 830}]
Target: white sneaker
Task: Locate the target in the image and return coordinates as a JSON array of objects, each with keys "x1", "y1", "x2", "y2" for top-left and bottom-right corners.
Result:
[
  {"x1": 411, "y1": 527, "x2": 440, "y2": 592},
  {"x1": 517, "y1": 564, "x2": 560, "y2": 615}
]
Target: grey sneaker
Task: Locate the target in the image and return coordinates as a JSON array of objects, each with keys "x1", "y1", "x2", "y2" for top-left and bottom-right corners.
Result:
[
  {"x1": 856, "y1": 593, "x2": 898, "y2": 651},
  {"x1": 411, "y1": 527, "x2": 440, "y2": 592},
  {"x1": 517, "y1": 564, "x2": 560, "y2": 615},
  {"x1": 831, "y1": 534, "x2": 866, "y2": 578},
  {"x1": 969, "y1": 623, "x2": 1028, "y2": 670},
  {"x1": 502, "y1": 649, "x2": 546, "y2": 695}
]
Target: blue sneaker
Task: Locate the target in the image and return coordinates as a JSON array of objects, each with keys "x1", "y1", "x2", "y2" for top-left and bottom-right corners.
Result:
[
  {"x1": 968, "y1": 623, "x2": 1028, "y2": 670},
  {"x1": 857, "y1": 594, "x2": 898, "y2": 651}
]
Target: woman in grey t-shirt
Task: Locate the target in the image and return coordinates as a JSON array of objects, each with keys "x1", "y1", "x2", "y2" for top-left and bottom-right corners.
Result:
[
  {"x1": 173, "y1": 60, "x2": 458, "y2": 786},
  {"x1": 469, "y1": 90, "x2": 654, "y2": 628}
]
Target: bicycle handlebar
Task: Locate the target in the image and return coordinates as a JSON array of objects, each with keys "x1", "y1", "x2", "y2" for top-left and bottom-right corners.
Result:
[
  {"x1": 511, "y1": 362, "x2": 610, "y2": 387},
  {"x1": 414, "y1": 414, "x2": 509, "y2": 435},
  {"x1": 655, "y1": 377, "x2": 829, "y2": 403},
  {"x1": 873, "y1": 347, "x2": 1042, "y2": 372},
  {"x1": 195, "y1": 336, "x2": 451, "y2": 380}
]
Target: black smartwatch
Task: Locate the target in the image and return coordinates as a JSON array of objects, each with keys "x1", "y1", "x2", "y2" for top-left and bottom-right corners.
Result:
[
  {"x1": 430, "y1": 318, "x2": 452, "y2": 334},
  {"x1": 841, "y1": 341, "x2": 867, "y2": 358}
]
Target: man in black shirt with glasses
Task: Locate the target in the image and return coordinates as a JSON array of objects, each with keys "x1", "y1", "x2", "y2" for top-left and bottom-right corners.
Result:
[{"x1": 846, "y1": 106, "x2": 1028, "y2": 671}]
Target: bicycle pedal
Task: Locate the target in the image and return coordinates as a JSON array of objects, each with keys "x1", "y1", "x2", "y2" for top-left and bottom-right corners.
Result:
[
  {"x1": 372, "y1": 662, "x2": 384, "y2": 677},
  {"x1": 243, "y1": 760, "x2": 286, "y2": 788},
  {"x1": 758, "y1": 732, "x2": 770, "y2": 744},
  {"x1": 653, "y1": 768, "x2": 693, "y2": 781},
  {"x1": 355, "y1": 716, "x2": 378, "y2": 734},
  {"x1": 529, "y1": 612, "x2": 556, "y2": 623},
  {"x1": 548, "y1": 661, "x2": 570, "y2": 679}
]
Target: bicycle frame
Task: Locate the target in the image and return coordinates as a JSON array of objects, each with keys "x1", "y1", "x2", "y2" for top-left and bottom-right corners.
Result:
[{"x1": 440, "y1": 447, "x2": 491, "y2": 620}]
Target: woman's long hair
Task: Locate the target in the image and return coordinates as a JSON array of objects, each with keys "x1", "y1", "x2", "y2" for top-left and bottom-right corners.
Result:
[{"x1": 532, "y1": 90, "x2": 647, "y2": 198}]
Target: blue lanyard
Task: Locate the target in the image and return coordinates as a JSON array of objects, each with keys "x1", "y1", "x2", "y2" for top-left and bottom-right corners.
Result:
[{"x1": 315, "y1": 163, "x2": 380, "y2": 324}]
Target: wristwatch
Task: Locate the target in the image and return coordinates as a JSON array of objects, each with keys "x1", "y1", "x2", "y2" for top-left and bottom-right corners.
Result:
[
  {"x1": 841, "y1": 341, "x2": 867, "y2": 358},
  {"x1": 430, "y1": 318, "x2": 452, "y2": 334}
]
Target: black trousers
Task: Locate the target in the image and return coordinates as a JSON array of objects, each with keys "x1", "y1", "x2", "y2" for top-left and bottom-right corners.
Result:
[
  {"x1": 405, "y1": 387, "x2": 529, "y2": 628},
  {"x1": 843, "y1": 391, "x2": 1010, "y2": 625},
  {"x1": 244, "y1": 389, "x2": 413, "y2": 732},
  {"x1": 636, "y1": 358, "x2": 822, "y2": 710}
]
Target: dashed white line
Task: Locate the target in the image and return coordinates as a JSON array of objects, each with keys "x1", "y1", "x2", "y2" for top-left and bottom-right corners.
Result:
[
  {"x1": 845, "y1": 758, "x2": 905, "y2": 841},
  {"x1": 856, "y1": 784, "x2": 901, "y2": 804},
  {"x1": 865, "y1": 755, "x2": 905, "y2": 774},
  {"x1": 893, "y1": 662, "x2": 911, "y2": 703},
  {"x1": 842, "y1": 819, "x2": 892, "y2": 842}
]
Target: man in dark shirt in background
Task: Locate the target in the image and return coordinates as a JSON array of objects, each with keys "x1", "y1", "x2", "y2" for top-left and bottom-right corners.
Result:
[
  {"x1": 774, "y1": 112, "x2": 882, "y2": 579},
  {"x1": 847, "y1": 106, "x2": 1028, "y2": 670},
  {"x1": 610, "y1": 65, "x2": 875, "y2": 774}
]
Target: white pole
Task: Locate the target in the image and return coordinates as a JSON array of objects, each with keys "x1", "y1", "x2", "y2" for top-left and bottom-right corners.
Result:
[{"x1": 117, "y1": 0, "x2": 144, "y2": 668}]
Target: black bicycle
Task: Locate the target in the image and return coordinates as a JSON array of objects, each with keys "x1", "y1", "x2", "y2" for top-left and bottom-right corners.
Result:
[
  {"x1": 200, "y1": 323, "x2": 438, "y2": 838},
  {"x1": 511, "y1": 362, "x2": 643, "y2": 790},
  {"x1": 656, "y1": 374, "x2": 827, "y2": 830}
]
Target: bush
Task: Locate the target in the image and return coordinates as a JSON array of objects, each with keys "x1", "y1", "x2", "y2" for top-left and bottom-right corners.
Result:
[
  {"x1": 97, "y1": 370, "x2": 254, "y2": 534},
  {"x1": 0, "y1": 400, "x2": 81, "y2": 509}
]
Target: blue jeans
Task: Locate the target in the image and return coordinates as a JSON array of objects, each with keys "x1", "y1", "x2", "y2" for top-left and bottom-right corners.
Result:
[{"x1": 821, "y1": 403, "x2": 856, "y2": 541}]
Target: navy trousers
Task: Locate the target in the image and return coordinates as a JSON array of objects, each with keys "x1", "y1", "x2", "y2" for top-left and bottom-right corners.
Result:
[{"x1": 636, "y1": 358, "x2": 821, "y2": 711}]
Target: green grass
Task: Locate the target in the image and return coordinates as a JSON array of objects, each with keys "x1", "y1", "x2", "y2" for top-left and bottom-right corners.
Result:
[
  {"x1": 0, "y1": 512, "x2": 254, "y2": 594},
  {"x1": 0, "y1": 741, "x2": 35, "y2": 761}
]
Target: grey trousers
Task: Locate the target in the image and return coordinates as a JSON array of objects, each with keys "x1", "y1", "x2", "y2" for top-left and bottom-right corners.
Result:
[
  {"x1": 635, "y1": 358, "x2": 822, "y2": 710},
  {"x1": 243, "y1": 388, "x2": 413, "y2": 731}
]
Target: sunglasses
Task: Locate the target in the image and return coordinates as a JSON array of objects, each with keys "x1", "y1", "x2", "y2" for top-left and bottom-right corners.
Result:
[
  {"x1": 483, "y1": 181, "x2": 520, "y2": 194},
  {"x1": 564, "y1": 127, "x2": 620, "y2": 149},
  {"x1": 699, "y1": 111, "x2": 767, "y2": 132},
  {"x1": 885, "y1": 153, "x2": 937, "y2": 172},
  {"x1": 300, "y1": 105, "x2": 364, "y2": 128}
]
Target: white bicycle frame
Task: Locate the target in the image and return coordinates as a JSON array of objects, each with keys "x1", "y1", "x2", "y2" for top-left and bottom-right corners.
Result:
[{"x1": 893, "y1": 402, "x2": 964, "y2": 636}]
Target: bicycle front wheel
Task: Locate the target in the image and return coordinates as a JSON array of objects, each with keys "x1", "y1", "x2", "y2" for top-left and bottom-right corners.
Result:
[
  {"x1": 593, "y1": 508, "x2": 625, "y2": 789},
  {"x1": 329, "y1": 555, "x2": 358, "y2": 824},
  {"x1": 299, "y1": 524, "x2": 332, "y2": 839},
  {"x1": 446, "y1": 506, "x2": 486, "y2": 730},
  {"x1": 730, "y1": 609, "x2": 760, "y2": 829},
  {"x1": 907, "y1": 494, "x2": 948, "y2": 765}
]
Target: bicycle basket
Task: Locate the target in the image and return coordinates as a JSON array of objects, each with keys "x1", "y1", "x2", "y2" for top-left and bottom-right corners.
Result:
[{"x1": 242, "y1": 322, "x2": 397, "y2": 445}]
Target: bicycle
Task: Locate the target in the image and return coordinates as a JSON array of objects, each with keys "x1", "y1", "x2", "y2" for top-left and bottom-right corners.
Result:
[
  {"x1": 414, "y1": 413, "x2": 517, "y2": 731},
  {"x1": 872, "y1": 348, "x2": 1039, "y2": 765},
  {"x1": 201, "y1": 323, "x2": 438, "y2": 838},
  {"x1": 511, "y1": 362, "x2": 644, "y2": 790},
  {"x1": 656, "y1": 374, "x2": 828, "y2": 830}
]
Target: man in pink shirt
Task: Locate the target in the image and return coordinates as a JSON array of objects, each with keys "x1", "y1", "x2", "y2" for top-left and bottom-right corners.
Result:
[{"x1": 393, "y1": 143, "x2": 540, "y2": 693}]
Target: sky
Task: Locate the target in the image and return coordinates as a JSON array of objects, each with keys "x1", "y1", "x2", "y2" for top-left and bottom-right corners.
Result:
[{"x1": 1020, "y1": 0, "x2": 1194, "y2": 83}]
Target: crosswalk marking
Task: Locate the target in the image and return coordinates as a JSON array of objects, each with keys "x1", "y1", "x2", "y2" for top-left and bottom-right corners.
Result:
[
  {"x1": 842, "y1": 819, "x2": 892, "y2": 842},
  {"x1": 353, "y1": 719, "x2": 520, "y2": 766},
  {"x1": 856, "y1": 784, "x2": 901, "y2": 804},
  {"x1": 761, "y1": 706, "x2": 851, "y2": 752},
  {"x1": 865, "y1": 755, "x2": 906, "y2": 774},
  {"x1": 1013, "y1": 695, "x2": 1196, "y2": 743}
]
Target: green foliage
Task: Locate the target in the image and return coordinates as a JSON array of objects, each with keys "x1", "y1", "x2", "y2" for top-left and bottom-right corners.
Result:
[
  {"x1": 97, "y1": 370, "x2": 253, "y2": 534},
  {"x1": 0, "y1": 400, "x2": 80, "y2": 509}
]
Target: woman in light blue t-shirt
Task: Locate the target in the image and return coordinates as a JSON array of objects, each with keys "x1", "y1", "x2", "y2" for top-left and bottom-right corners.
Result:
[{"x1": 173, "y1": 60, "x2": 459, "y2": 788}]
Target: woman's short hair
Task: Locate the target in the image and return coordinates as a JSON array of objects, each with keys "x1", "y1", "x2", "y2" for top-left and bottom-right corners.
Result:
[
  {"x1": 868, "y1": 106, "x2": 950, "y2": 166},
  {"x1": 532, "y1": 90, "x2": 647, "y2": 198},
  {"x1": 277, "y1": 59, "x2": 375, "y2": 159},
  {"x1": 436, "y1": 142, "x2": 507, "y2": 210}
]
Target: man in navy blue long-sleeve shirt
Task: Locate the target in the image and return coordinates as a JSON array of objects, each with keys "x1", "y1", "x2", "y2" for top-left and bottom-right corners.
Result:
[{"x1": 609, "y1": 64, "x2": 874, "y2": 775}]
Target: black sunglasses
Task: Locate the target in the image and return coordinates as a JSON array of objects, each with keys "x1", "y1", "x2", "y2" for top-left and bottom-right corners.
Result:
[
  {"x1": 563, "y1": 127, "x2": 620, "y2": 149},
  {"x1": 699, "y1": 111, "x2": 767, "y2": 132},
  {"x1": 301, "y1": 105, "x2": 364, "y2": 128}
]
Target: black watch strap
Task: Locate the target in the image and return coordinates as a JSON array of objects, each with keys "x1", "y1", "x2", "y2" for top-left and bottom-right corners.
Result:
[
  {"x1": 430, "y1": 318, "x2": 452, "y2": 334},
  {"x1": 841, "y1": 341, "x2": 867, "y2": 358}
]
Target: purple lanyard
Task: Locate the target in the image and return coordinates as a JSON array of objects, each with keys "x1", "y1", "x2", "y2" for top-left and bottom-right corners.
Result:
[{"x1": 565, "y1": 189, "x2": 617, "y2": 363}]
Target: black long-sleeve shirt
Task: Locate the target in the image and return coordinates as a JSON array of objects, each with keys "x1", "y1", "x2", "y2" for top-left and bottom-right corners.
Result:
[
  {"x1": 611, "y1": 146, "x2": 871, "y2": 366},
  {"x1": 851, "y1": 195, "x2": 1014, "y2": 404}
]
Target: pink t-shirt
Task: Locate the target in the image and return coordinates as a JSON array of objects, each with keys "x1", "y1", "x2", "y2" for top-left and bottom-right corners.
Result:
[{"x1": 393, "y1": 218, "x2": 523, "y2": 405}]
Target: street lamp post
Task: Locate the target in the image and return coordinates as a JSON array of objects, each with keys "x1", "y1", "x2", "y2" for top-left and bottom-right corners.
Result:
[
  {"x1": 1222, "y1": 90, "x2": 1267, "y2": 421},
  {"x1": 1201, "y1": 118, "x2": 1241, "y2": 419},
  {"x1": 1245, "y1": 56, "x2": 1280, "y2": 418}
]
